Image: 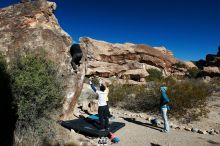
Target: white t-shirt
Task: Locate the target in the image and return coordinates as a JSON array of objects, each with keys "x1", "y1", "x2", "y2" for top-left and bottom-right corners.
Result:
[{"x1": 96, "y1": 91, "x2": 107, "y2": 106}]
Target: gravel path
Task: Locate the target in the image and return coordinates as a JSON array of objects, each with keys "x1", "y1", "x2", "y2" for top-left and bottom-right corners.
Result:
[{"x1": 113, "y1": 117, "x2": 220, "y2": 146}]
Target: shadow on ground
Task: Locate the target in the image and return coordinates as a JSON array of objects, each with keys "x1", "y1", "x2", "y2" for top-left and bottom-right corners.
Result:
[
  {"x1": 122, "y1": 117, "x2": 162, "y2": 132},
  {"x1": 207, "y1": 140, "x2": 220, "y2": 145},
  {"x1": 151, "y1": 143, "x2": 161, "y2": 146}
]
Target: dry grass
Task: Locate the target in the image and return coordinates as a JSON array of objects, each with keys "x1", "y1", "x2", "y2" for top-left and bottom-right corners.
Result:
[{"x1": 109, "y1": 78, "x2": 211, "y2": 122}]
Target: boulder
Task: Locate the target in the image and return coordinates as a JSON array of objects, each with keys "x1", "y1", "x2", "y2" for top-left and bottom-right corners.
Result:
[
  {"x1": 184, "y1": 127, "x2": 191, "y2": 131},
  {"x1": 202, "y1": 67, "x2": 220, "y2": 77},
  {"x1": 206, "y1": 54, "x2": 220, "y2": 67},
  {"x1": 198, "y1": 130, "x2": 207, "y2": 134},
  {"x1": 201, "y1": 76, "x2": 211, "y2": 83},
  {"x1": 80, "y1": 37, "x2": 177, "y2": 81},
  {"x1": 191, "y1": 128, "x2": 199, "y2": 133},
  {"x1": 0, "y1": 1, "x2": 86, "y2": 120},
  {"x1": 183, "y1": 61, "x2": 197, "y2": 69}
]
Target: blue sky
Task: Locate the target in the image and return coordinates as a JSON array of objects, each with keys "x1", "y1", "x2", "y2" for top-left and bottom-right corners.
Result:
[{"x1": 1, "y1": 0, "x2": 220, "y2": 61}]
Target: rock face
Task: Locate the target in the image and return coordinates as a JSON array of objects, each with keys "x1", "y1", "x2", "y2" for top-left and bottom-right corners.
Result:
[
  {"x1": 206, "y1": 54, "x2": 220, "y2": 67},
  {"x1": 196, "y1": 47, "x2": 220, "y2": 77},
  {"x1": 183, "y1": 61, "x2": 197, "y2": 69},
  {"x1": 0, "y1": 0, "x2": 85, "y2": 119},
  {"x1": 202, "y1": 67, "x2": 220, "y2": 77},
  {"x1": 80, "y1": 37, "x2": 177, "y2": 81}
]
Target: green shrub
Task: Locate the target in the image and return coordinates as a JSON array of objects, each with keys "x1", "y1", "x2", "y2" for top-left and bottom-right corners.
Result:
[
  {"x1": 10, "y1": 54, "x2": 64, "y2": 144},
  {"x1": 146, "y1": 68, "x2": 164, "y2": 82},
  {"x1": 187, "y1": 67, "x2": 201, "y2": 78},
  {"x1": 109, "y1": 82, "x2": 160, "y2": 113},
  {"x1": 210, "y1": 77, "x2": 220, "y2": 86},
  {"x1": 84, "y1": 75, "x2": 100, "y2": 86},
  {"x1": 109, "y1": 78, "x2": 211, "y2": 122},
  {"x1": 167, "y1": 79, "x2": 210, "y2": 121},
  {"x1": 172, "y1": 62, "x2": 187, "y2": 68}
]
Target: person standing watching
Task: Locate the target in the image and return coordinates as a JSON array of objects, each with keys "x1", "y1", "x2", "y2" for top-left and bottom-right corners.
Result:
[{"x1": 160, "y1": 86, "x2": 170, "y2": 133}]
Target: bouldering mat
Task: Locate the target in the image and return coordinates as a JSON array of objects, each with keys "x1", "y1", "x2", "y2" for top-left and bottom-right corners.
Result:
[{"x1": 60, "y1": 115, "x2": 125, "y2": 137}]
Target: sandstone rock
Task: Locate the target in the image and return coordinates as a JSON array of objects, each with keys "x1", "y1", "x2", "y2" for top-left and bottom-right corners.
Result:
[
  {"x1": 208, "y1": 129, "x2": 216, "y2": 135},
  {"x1": 80, "y1": 99, "x2": 98, "y2": 114},
  {"x1": 184, "y1": 127, "x2": 191, "y2": 131},
  {"x1": 206, "y1": 54, "x2": 220, "y2": 67},
  {"x1": 154, "y1": 46, "x2": 176, "y2": 67},
  {"x1": 81, "y1": 100, "x2": 89, "y2": 111},
  {"x1": 202, "y1": 76, "x2": 211, "y2": 83},
  {"x1": 80, "y1": 37, "x2": 177, "y2": 81},
  {"x1": 203, "y1": 67, "x2": 220, "y2": 76},
  {"x1": 198, "y1": 130, "x2": 207, "y2": 134},
  {"x1": 146, "y1": 116, "x2": 152, "y2": 121},
  {"x1": 88, "y1": 100, "x2": 98, "y2": 113},
  {"x1": 170, "y1": 124, "x2": 177, "y2": 129},
  {"x1": 183, "y1": 61, "x2": 197, "y2": 69},
  {"x1": 159, "y1": 120, "x2": 164, "y2": 125},
  {"x1": 175, "y1": 126, "x2": 185, "y2": 130},
  {"x1": 191, "y1": 128, "x2": 199, "y2": 133},
  {"x1": 0, "y1": 1, "x2": 86, "y2": 120},
  {"x1": 214, "y1": 129, "x2": 220, "y2": 134},
  {"x1": 70, "y1": 129, "x2": 76, "y2": 134},
  {"x1": 196, "y1": 47, "x2": 220, "y2": 77}
]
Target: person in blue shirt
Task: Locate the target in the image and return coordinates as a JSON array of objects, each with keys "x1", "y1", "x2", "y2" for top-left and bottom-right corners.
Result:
[{"x1": 160, "y1": 86, "x2": 170, "y2": 133}]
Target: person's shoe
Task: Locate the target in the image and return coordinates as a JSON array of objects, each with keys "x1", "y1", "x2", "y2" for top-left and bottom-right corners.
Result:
[{"x1": 161, "y1": 129, "x2": 169, "y2": 133}]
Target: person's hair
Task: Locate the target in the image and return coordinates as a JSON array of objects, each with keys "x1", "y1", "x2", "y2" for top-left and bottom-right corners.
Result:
[{"x1": 100, "y1": 84, "x2": 106, "y2": 92}]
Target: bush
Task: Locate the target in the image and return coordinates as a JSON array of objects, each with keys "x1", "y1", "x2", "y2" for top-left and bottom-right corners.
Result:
[
  {"x1": 167, "y1": 79, "x2": 210, "y2": 121},
  {"x1": 108, "y1": 82, "x2": 160, "y2": 113},
  {"x1": 10, "y1": 54, "x2": 64, "y2": 144},
  {"x1": 172, "y1": 62, "x2": 187, "y2": 68},
  {"x1": 210, "y1": 77, "x2": 220, "y2": 86},
  {"x1": 84, "y1": 75, "x2": 100, "y2": 86},
  {"x1": 187, "y1": 67, "x2": 201, "y2": 78},
  {"x1": 109, "y1": 78, "x2": 211, "y2": 122},
  {"x1": 146, "y1": 69, "x2": 164, "y2": 82}
]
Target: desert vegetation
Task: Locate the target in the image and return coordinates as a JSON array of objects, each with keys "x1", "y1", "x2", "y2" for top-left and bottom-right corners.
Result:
[
  {"x1": 0, "y1": 52, "x2": 78, "y2": 145},
  {"x1": 10, "y1": 53, "x2": 64, "y2": 145},
  {"x1": 109, "y1": 69, "x2": 211, "y2": 122}
]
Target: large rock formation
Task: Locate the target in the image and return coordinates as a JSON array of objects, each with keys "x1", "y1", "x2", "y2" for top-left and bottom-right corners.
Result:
[
  {"x1": 196, "y1": 47, "x2": 220, "y2": 77},
  {"x1": 80, "y1": 37, "x2": 177, "y2": 81},
  {"x1": 0, "y1": 0, "x2": 85, "y2": 120}
]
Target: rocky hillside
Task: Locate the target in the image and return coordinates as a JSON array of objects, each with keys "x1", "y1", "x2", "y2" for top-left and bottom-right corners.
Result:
[
  {"x1": 0, "y1": 0, "x2": 85, "y2": 120},
  {"x1": 79, "y1": 37, "x2": 178, "y2": 82},
  {"x1": 196, "y1": 46, "x2": 220, "y2": 77}
]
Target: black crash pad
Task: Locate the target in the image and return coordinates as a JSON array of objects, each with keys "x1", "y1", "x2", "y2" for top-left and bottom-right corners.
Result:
[{"x1": 60, "y1": 115, "x2": 125, "y2": 137}]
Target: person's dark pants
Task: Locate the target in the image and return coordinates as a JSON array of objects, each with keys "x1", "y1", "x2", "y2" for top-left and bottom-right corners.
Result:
[
  {"x1": 98, "y1": 105, "x2": 109, "y2": 129},
  {"x1": 106, "y1": 101, "x2": 112, "y2": 118}
]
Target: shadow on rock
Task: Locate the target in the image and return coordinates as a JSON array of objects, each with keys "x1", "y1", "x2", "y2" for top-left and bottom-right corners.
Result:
[{"x1": 0, "y1": 64, "x2": 17, "y2": 146}]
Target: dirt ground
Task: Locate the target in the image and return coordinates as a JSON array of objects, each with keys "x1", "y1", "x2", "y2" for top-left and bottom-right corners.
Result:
[
  {"x1": 112, "y1": 117, "x2": 220, "y2": 146},
  {"x1": 69, "y1": 93, "x2": 220, "y2": 146},
  {"x1": 111, "y1": 93, "x2": 220, "y2": 146}
]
